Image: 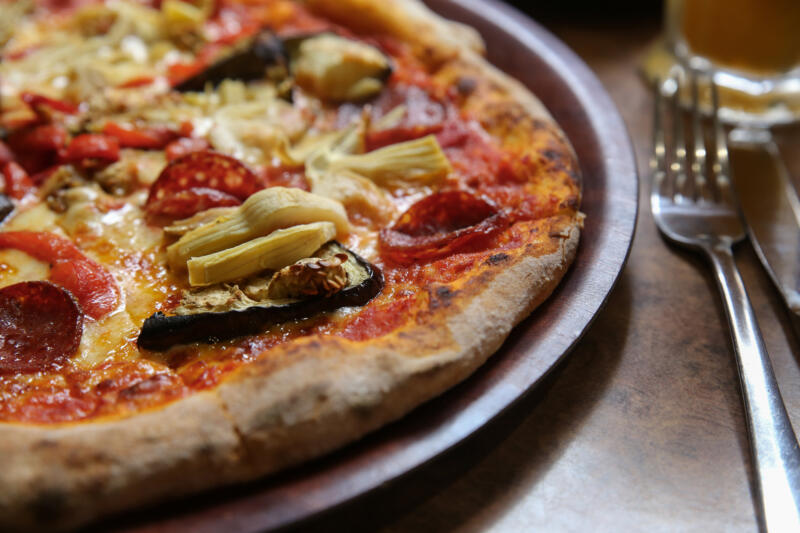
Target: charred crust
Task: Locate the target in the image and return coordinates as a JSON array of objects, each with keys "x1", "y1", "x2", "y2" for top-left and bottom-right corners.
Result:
[
  {"x1": 541, "y1": 149, "x2": 561, "y2": 162},
  {"x1": 0, "y1": 194, "x2": 13, "y2": 223},
  {"x1": 29, "y1": 489, "x2": 69, "y2": 524},
  {"x1": 456, "y1": 76, "x2": 477, "y2": 96},
  {"x1": 560, "y1": 195, "x2": 580, "y2": 211},
  {"x1": 486, "y1": 252, "x2": 510, "y2": 265},
  {"x1": 119, "y1": 374, "x2": 171, "y2": 400},
  {"x1": 32, "y1": 439, "x2": 59, "y2": 450},
  {"x1": 429, "y1": 285, "x2": 457, "y2": 309}
]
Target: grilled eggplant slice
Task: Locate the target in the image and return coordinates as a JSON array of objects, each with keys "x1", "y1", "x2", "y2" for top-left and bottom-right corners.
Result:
[
  {"x1": 173, "y1": 31, "x2": 391, "y2": 103},
  {"x1": 174, "y1": 30, "x2": 288, "y2": 92},
  {"x1": 137, "y1": 242, "x2": 383, "y2": 350},
  {"x1": 0, "y1": 194, "x2": 13, "y2": 223}
]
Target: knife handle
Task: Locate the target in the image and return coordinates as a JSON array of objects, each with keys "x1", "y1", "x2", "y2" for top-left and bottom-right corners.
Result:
[{"x1": 707, "y1": 244, "x2": 800, "y2": 533}]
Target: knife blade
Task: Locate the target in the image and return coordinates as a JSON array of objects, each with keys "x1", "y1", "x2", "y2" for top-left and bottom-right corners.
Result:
[{"x1": 729, "y1": 128, "x2": 800, "y2": 315}]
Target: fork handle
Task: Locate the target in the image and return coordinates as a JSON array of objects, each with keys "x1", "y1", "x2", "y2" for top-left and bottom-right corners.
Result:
[{"x1": 707, "y1": 243, "x2": 800, "y2": 532}]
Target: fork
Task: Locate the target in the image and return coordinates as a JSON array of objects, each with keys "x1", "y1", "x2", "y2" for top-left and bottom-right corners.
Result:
[{"x1": 651, "y1": 71, "x2": 800, "y2": 532}]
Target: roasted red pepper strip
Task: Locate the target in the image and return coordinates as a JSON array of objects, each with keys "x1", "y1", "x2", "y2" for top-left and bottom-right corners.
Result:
[
  {"x1": 0, "y1": 231, "x2": 119, "y2": 319},
  {"x1": 379, "y1": 190, "x2": 509, "y2": 264},
  {"x1": 0, "y1": 281, "x2": 83, "y2": 374},
  {"x1": 20, "y1": 92, "x2": 80, "y2": 115},
  {"x1": 60, "y1": 134, "x2": 120, "y2": 164},
  {"x1": 167, "y1": 62, "x2": 206, "y2": 86},
  {"x1": 1, "y1": 162, "x2": 35, "y2": 199},
  {"x1": 103, "y1": 122, "x2": 180, "y2": 149},
  {"x1": 5, "y1": 123, "x2": 69, "y2": 174},
  {"x1": 117, "y1": 76, "x2": 156, "y2": 88},
  {"x1": 7, "y1": 123, "x2": 68, "y2": 153}
]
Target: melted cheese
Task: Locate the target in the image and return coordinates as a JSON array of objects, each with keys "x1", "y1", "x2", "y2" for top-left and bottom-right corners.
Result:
[
  {"x1": 55, "y1": 193, "x2": 169, "y2": 325},
  {"x1": 5, "y1": 203, "x2": 61, "y2": 233},
  {"x1": 75, "y1": 310, "x2": 139, "y2": 368},
  {"x1": 208, "y1": 100, "x2": 310, "y2": 167},
  {"x1": 0, "y1": 249, "x2": 49, "y2": 288}
]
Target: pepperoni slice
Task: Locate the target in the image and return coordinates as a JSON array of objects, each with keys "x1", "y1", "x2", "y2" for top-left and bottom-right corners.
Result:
[
  {"x1": 103, "y1": 122, "x2": 180, "y2": 149},
  {"x1": 0, "y1": 281, "x2": 83, "y2": 374},
  {"x1": 379, "y1": 190, "x2": 508, "y2": 264},
  {"x1": 0, "y1": 231, "x2": 119, "y2": 319},
  {"x1": 146, "y1": 151, "x2": 258, "y2": 218},
  {"x1": 365, "y1": 85, "x2": 447, "y2": 151},
  {"x1": 145, "y1": 187, "x2": 242, "y2": 220}
]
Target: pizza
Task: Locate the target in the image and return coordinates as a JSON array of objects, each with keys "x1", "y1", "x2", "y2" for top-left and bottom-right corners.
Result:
[{"x1": 0, "y1": 0, "x2": 582, "y2": 530}]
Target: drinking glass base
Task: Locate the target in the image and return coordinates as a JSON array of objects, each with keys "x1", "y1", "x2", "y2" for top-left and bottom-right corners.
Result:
[{"x1": 641, "y1": 38, "x2": 800, "y2": 126}]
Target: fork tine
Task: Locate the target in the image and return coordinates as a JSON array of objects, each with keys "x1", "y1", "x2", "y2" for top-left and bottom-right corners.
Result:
[
  {"x1": 651, "y1": 77, "x2": 670, "y2": 201},
  {"x1": 668, "y1": 74, "x2": 691, "y2": 203},
  {"x1": 689, "y1": 70, "x2": 711, "y2": 202},
  {"x1": 710, "y1": 79, "x2": 733, "y2": 205}
]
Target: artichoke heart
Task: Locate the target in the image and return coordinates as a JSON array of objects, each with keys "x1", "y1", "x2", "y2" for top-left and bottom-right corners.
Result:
[
  {"x1": 299, "y1": 127, "x2": 449, "y2": 221},
  {"x1": 328, "y1": 135, "x2": 452, "y2": 187},
  {"x1": 163, "y1": 207, "x2": 238, "y2": 237},
  {"x1": 168, "y1": 187, "x2": 350, "y2": 270},
  {"x1": 187, "y1": 221, "x2": 337, "y2": 286},
  {"x1": 137, "y1": 242, "x2": 383, "y2": 350},
  {"x1": 309, "y1": 168, "x2": 396, "y2": 223},
  {"x1": 161, "y1": 0, "x2": 208, "y2": 26},
  {"x1": 291, "y1": 34, "x2": 391, "y2": 102}
]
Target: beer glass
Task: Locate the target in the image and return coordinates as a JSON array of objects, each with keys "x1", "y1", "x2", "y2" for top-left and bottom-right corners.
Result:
[{"x1": 643, "y1": 0, "x2": 800, "y2": 124}]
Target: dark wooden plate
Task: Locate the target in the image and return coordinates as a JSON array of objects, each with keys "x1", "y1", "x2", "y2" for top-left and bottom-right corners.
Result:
[{"x1": 110, "y1": 1, "x2": 638, "y2": 531}]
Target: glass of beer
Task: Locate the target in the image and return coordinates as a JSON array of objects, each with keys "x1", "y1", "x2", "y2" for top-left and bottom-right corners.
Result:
[{"x1": 643, "y1": 0, "x2": 800, "y2": 125}]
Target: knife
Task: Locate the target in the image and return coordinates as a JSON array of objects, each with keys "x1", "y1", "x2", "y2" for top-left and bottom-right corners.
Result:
[{"x1": 729, "y1": 128, "x2": 800, "y2": 318}]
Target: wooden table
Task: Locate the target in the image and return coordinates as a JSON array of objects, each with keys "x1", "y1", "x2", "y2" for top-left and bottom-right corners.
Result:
[{"x1": 292, "y1": 10, "x2": 800, "y2": 533}]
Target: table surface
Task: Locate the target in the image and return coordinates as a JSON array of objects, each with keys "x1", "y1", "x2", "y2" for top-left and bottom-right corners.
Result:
[{"x1": 289, "y1": 11, "x2": 800, "y2": 533}]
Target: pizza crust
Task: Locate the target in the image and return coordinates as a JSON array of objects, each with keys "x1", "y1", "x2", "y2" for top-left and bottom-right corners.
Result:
[
  {"x1": 0, "y1": 1, "x2": 582, "y2": 530},
  {"x1": 0, "y1": 392, "x2": 247, "y2": 532}
]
